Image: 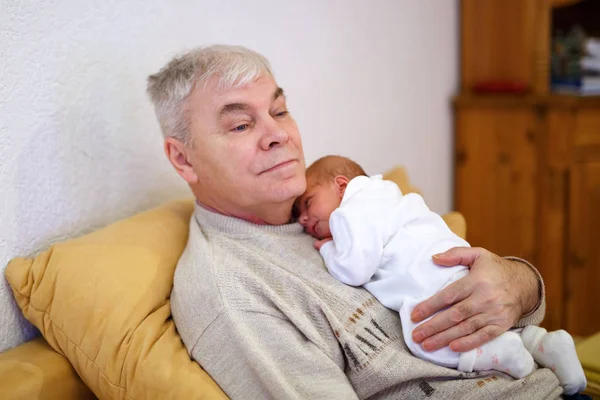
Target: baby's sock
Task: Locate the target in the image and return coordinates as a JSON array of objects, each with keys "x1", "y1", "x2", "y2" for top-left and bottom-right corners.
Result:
[
  {"x1": 521, "y1": 325, "x2": 586, "y2": 396},
  {"x1": 458, "y1": 331, "x2": 534, "y2": 379}
]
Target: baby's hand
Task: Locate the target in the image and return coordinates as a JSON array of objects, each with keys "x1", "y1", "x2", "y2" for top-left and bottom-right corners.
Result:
[{"x1": 314, "y1": 237, "x2": 333, "y2": 250}]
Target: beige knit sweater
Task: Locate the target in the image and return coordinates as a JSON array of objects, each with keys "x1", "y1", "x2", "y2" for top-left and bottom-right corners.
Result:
[{"x1": 171, "y1": 204, "x2": 562, "y2": 399}]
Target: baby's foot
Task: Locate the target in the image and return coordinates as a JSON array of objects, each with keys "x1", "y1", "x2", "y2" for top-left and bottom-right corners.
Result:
[
  {"x1": 459, "y1": 331, "x2": 534, "y2": 379},
  {"x1": 521, "y1": 326, "x2": 586, "y2": 395}
]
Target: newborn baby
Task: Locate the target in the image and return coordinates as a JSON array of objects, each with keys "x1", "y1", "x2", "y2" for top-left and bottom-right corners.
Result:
[{"x1": 295, "y1": 155, "x2": 586, "y2": 395}]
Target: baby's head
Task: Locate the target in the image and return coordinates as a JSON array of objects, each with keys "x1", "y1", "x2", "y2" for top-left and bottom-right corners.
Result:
[{"x1": 295, "y1": 155, "x2": 366, "y2": 239}]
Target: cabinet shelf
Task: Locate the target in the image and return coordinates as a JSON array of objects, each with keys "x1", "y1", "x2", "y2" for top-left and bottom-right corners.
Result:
[{"x1": 454, "y1": 94, "x2": 600, "y2": 108}]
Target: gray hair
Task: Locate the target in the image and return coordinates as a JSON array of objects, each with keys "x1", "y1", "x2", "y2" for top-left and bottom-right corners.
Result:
[{"x1": 146, "y1": 45, "x2": 273, "y2": 144}]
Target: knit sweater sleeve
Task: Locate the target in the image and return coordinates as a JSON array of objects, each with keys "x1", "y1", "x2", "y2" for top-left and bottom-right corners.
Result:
[
  {"x1": 191, "y1": 310, "x2": 359, "y2": 400},
  {"x1": 505, "y1": 256, "x2": 547, "y2": 327}
]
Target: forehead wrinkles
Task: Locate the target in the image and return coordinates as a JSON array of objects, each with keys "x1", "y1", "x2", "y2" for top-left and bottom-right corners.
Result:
[{"x1": 216, "y1": 77, "x2": 281, "y2": 112}]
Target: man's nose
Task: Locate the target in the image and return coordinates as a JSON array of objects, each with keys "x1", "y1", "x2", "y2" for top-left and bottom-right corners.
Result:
[{"x1": 259, "y1": 118, "x2": 289, "y2": 151}]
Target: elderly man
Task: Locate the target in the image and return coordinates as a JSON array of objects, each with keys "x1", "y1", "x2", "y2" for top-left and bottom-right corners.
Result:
[{"x1": 147, "y1": 45, "x2": 560, "y2": 399}]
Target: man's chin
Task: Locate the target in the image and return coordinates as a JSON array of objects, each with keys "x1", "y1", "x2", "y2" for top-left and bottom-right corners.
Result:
[
  {"x1": 281, "y1": 174, "x2": 307, "y2": 199},
  {"x1": 254, "y1": 172, "x2": 306, "y2": 205},
  {"x1": 262, "y1": 183, "x2": 305, "y2": 205}
]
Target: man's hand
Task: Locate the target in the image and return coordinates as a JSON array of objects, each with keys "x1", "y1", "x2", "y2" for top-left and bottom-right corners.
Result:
[
  {"x1": 410, "y1": 247, "x2": 539, "y2": 353},
  {"x1": 314, "y1": 237, "x2": 333, "y2": 250}
]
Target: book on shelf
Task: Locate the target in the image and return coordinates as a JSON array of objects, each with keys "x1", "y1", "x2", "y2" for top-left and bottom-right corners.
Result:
[
  {"x1": 586, "y1": 38, "x2": 600, "y2": 58},
  {"x1": 581, "y1": 57, "x2": 600, "y2": 72}
]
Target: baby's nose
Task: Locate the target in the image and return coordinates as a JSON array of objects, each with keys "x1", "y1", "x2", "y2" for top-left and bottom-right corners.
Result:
[{"x1": 298, "y1": 213, "x2": 308, "y2": 226}]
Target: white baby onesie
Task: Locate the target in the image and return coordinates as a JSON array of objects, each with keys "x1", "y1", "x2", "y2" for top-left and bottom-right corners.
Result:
[
  {"x1": 319, "y1": 175, "x2": 473, "y2": 369},
  {"x1": 319, "y1": 175, "x2": 573, "y2": 384}
]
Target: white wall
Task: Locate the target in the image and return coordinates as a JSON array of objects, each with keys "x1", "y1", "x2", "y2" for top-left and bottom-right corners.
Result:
[{"x1": 0, "y1": 0, "x2": 457, "y2": 351}]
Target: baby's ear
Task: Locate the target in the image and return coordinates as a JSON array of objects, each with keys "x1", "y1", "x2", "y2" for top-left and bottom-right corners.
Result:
[{"x1": 334, "y1": 175, "x2": 350, "y2": 198}]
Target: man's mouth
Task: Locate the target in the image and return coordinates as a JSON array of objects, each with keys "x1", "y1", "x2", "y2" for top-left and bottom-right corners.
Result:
[{"x1": 260, "y1": 159, "x2": 297, "y2": 175}]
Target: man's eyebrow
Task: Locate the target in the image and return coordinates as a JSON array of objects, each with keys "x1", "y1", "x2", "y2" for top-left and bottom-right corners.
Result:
[
  {"x1": 219, "y1": 103, "x2": 248, "y2": 116},
  {"x1": 219, "y1": 88, "x2": 284, "y2": 116},
  {"x1": 273, "y1": 87, "x2": 284, "y2": 101}
]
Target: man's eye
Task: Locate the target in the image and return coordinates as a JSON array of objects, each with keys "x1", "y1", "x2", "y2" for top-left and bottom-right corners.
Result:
[
  {"x1": 233, "y1": 124, "x2": 249, "y2": 132},
  {"x1": 275, "y1": 110, "x2": 288, "y2": 117}
]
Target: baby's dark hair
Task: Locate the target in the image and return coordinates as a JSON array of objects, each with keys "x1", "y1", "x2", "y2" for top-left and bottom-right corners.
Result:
[{"x1": 306, "y1": 155, "x2": 367, "y2": 185}]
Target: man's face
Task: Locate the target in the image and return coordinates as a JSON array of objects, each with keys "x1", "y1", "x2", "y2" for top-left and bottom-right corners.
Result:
[{"x1": 186, "y1": 75, "x2": 306, "y2": 214}]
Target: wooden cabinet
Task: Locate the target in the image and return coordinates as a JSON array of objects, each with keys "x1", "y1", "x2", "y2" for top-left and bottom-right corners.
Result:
[
  {"x1": 456, "y1": 0, "x2": 600, "y2": 335},
  {"x1": 455, "y1": 97, "x2": 600, "y2": 335}
]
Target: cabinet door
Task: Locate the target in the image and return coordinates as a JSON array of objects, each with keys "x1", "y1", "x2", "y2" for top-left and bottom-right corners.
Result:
[
  {"x1": 537, "y1": 108, "x2": 572, "y2": 331},
  {"x1": 567, "y1": 161, "x2": 600, "y2": 336},
  {"x1": 566, "y1": 109, "x2": 600, "y2": 336},
  {"x1": 455, "y1": 107, "x2": 538, "y2": 261}
]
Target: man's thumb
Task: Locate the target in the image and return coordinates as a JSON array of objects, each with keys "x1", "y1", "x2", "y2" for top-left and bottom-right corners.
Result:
[{"x1": 432, "y1": 247, "x2": 483, "y2": 268}]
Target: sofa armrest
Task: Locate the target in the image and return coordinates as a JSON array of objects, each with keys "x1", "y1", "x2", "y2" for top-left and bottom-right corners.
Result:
[
  {"x1": 442, "y1": 211, "x2": 467, "y2": 240},
  {"x1": 0, "y1": 337, "x2": 96, "y2": 400},
  {"x1": 576, "y1": 331, "x2": 600, "y2": 398}
]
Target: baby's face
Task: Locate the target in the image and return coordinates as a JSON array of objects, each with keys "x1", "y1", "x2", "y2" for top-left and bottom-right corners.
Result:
[{"x1": 296, "y1": 179, "x2": 343, "y2": 239}]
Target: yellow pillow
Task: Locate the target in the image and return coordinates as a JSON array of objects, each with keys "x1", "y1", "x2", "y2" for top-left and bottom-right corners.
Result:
[
  {"x1": 5, "y1": 200, "x2": 227, "y2": 400},
  {"x1": 576, "y1": 332, "x2": 600, "y2": 397},
  {"x1": 383, "y1": 166, "x2": 466, "y2": 239}
]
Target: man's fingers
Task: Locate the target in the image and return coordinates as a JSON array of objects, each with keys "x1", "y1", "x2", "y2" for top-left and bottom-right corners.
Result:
[
  {"x1": 411, "y1": 277, "x2": 473, "y2": 324},
  {"x1": 431, "y1": 247, "x2": 485, "y2": 268},
  {"x1": 448, "y1": 325, "x2": 503, "y2": 353},
  {"x1": 412, "y1": 297, "x2": 479, "y2": 344},
  {"x1": 419, "y1": 315, "x2": 486, "y2": 351}
]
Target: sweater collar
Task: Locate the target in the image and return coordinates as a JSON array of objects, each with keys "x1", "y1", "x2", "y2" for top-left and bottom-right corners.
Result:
[{"x1": 194, "y1": 202, "x2": 304, "y2": 236}]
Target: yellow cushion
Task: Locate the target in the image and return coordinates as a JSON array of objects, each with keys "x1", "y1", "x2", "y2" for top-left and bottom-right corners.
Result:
[
  {"x1": 0, "y1": 337, "x2": 96, "y2": 400},
  {"x1": 383, "y1": 166, "x2": 424, "y2": 197},
  {"x1": 576, "y1": 331, "x2": 600, "y2": 397},
  {"x1": 5, "y1": 200, "x2": 227, "y2": 400}
]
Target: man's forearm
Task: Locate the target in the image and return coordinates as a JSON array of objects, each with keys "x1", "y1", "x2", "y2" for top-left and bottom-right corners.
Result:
[{"x1": 505, "y1": 256, "x2": 546, "y2": 326}]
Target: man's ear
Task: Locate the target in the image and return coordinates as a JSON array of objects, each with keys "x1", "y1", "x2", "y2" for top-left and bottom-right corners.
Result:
[
  {"x1": 334, "y1": 175, "x2": 350, "y2": 198},
  {"x1": 164, "y1": 137, "x2": 199, "y2": 184}
]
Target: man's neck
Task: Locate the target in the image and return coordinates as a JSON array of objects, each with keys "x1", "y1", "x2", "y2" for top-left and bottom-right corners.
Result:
[{"x1": 196, "y1": 199, "x2": 294, "y2": 226}]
